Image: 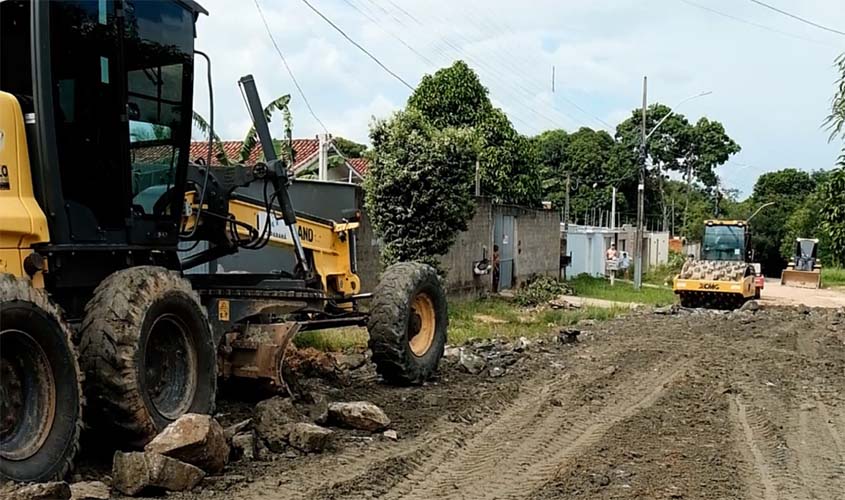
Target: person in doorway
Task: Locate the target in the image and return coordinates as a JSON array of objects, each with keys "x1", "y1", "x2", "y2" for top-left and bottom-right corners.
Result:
[
  {"x1": 492, "y1": 244, "x2": 500, "y2": 293},
  {"x1": 606, "y1": 242, "x2": 618, "y2": 261}
]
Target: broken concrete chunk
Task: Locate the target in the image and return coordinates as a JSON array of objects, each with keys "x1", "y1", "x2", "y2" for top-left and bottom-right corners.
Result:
[
  {"x1": 69, "y1": 481, "x2": 109, "y2": 500},
  {"x1": 112, "y1": 451, "x2": 205, "y2": 496},
  {"x1": 458, "y1": 349, "x2": 486, "y2": 374},
  {"x1": 145, "y1": 413, "x2": 229, "y2": 474},
  {"x1": 304, "y1": 392, "x2": 330, "y2": 425},
  {"x1": 739, "y1": 300, "x2": 760, "y2": 312},
  {"x1": 383, "y1": 429, "x2": 398, "y2": 440},
  {"x1": 10, "y1": 482, "x2": 71, "y2": 500},
  {"x1": 224, "y1": 418, "x2": 252, "y2": 440},
  {"x1": 328, "y1": 401, "x2": 391, "y2": 432},
  {"x1": 287, "y1": 423, "x2": 333, "y2": 453},
  {"x1": 231, "y1": 431, "x2": 256, "y2": 461}
]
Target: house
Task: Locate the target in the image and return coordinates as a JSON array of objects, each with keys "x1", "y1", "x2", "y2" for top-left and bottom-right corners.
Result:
[{"x1": 189, "y1": 135, "x2": 369, "y2": 183}]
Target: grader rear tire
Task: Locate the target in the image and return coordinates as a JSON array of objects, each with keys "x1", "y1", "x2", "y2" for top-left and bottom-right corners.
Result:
[
  {"x1": 0, "y1": 274, "x2": 83, "y2": 482},
  {"x1": 368, "y1": 262, "x2": 447, "y2": 385},
  {"x1": 79, "y1": 267, "x2": 216, "y2": 448}
]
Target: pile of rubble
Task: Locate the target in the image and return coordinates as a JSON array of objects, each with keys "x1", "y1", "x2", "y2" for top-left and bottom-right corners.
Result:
[{"x1": 3, "y1": 390, "x2": 394, "y2": 499}]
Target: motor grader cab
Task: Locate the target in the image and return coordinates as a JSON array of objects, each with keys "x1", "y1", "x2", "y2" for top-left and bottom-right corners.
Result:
[
  {"x1": 1, "y1": 0, "x2": 447, "y2": 483},
  {"x1": 780, "y1": 238, "x2": 822, "y2": 289},
  {"x1": 673, "y1": 220, "x2": 763, "y2": 309}
]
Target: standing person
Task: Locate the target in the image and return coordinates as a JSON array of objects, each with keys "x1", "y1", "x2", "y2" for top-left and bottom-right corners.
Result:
[
  {"x1": 606, "y1": 242, "x2": 618, "y2": 261},
  {"x1": 492, "y1": 244, "x2": 500, "y2": 293}
]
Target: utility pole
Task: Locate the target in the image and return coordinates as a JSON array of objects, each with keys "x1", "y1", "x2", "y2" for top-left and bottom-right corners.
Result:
[
  {"x1": 551, "y1": 65, "x2": 555, "y2": 93},
  {"x1": 564, "y1": 173, "x2": 570, "y2": 230},
  {"x1": 611, "y1": 186, "x2": 617, "y2": 230},
  {"x1": 634, "y1": 76, "x2": 647, "y2": 290},
  {"x1": 317, "y1": 133, "x2": 329, "y2": 181},
  {"x1": 475, "y1": 160, "x2": 481, "y2": 196},
  {"x1": 671, "y1": 198, "x2": 675, "y2": 236}
]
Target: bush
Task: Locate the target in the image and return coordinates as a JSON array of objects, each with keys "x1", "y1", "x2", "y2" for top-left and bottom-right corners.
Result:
[
  {"x1": 365, "y1": 109, "x2": 478, "y2": 270},
  {"x1": 514, "y1": 275, "x2": 573, "y2": 307}
]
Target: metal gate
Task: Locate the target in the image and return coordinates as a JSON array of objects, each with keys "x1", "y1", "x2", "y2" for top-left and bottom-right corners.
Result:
[{"x1": 494, "y1": 214, "x2": 515, "y2": 290}]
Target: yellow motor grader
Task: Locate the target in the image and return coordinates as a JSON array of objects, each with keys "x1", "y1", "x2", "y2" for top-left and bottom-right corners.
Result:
[
  {"x1": 1, "y1": 0, "x2": 447, "y2": 483},
  {"x1": 673, "y1": 220, "x2": 764, "y2": 309}
]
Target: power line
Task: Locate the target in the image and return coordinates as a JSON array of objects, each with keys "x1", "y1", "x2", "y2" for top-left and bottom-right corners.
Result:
[
  {"x1": 299, "y1": 0, "x2": 415, "y2": 90},
  {"x1": 253, "y1": 0, "x2": 329, "y2": 133},
  {"x1": 678, "y1": 0, "x2": 836, "y2": 48},
  {"x1": 370, "y1": 0, "x2": 580, "y2": 130},
  {"x1": 339, "y1": 0, "x2": 436, "y2": 67},
  {"x1": 747, "y1": 0, "x2": 845, "y2": 37}
]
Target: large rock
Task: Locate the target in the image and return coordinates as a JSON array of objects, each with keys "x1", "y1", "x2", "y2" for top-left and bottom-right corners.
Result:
[
  {"x1": 145, "y1": 413, "x2": 229, "y2": 474},
  {"x1": 254, "y1": 396, "x2": 306, "y2": 452},
  {"x1": 231, "y1": 431, "x2": 256, "y2": 461},
  {"x1": 8, "y1": 482, "x2": 70, "y2": 500},
  {"x1": 328, "y1": 401, "x2": 390, "y2": 432},
  {"x1": 287, "y1": 423, "x2": 333, "y2": 453},
  {"x1": 112, "y1": 451, "x2": 205, "y2": 496},
  {"x1": 70, "y1": 481, "x2": 109, "y2": 500},
  {"x1": 740, "y1": 300, "x2": 760, "y2": 312}
]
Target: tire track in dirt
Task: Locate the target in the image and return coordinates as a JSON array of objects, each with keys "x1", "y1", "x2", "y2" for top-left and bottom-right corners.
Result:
[
  {"x1": 379, "y1": 359, "x2": 689, "y2": 500},
  {"x1": 730, "y1": 396, "x2": 779, "y2": 500},
  {"x1": 729, "y1": 395, "x2": 823, "y2": 500}
]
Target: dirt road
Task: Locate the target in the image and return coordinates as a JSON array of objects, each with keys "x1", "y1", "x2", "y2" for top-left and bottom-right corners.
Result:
[
  {"x1": 761, "y1": 278, "x2": 845, "y2": 308},
  {"x1": 109, "y1": 305, "x2": 845, "y2": 500}
]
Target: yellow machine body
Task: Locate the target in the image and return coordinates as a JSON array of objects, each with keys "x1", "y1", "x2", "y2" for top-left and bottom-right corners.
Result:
[{"x1": 0, "y1": 91, "x2": 49, "y2": 286}]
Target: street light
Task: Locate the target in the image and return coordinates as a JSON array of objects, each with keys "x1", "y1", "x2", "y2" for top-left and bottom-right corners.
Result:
[{"x1": 633, "y1": 81, "x2": 713, "y2": 291}]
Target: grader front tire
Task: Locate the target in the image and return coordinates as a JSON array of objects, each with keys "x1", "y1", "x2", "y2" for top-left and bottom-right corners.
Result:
[
  {"x1": 0, "y1": 275, "x2": 83, "y2": 482},
  {"x1": 368, "y1": 262, "x2": 448, "y2": 385},
  {"x1": 79, "y1": 267, "x2": 216, "y2": 448}
]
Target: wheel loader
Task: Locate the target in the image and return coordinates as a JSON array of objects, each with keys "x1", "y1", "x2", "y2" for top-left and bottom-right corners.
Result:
[
  {"x1": 1, "y1": 0, "x2": 447, "y2": 483},
  {"x1": 672, "y1": 220, "x2": 764, "y2": 309},
  {"x1": 780, "y1": 238, "x2": 822, "y2": 289}
]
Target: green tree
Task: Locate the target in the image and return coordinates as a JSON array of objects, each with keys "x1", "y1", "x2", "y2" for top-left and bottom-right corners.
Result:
[
  {"x1": 365, "y1": 109, "x2": 478, "y2": 268},
  {"x1": 615, "y1": 105, "x2": 739, "y2": 233},
  {"x1": 407, "y1": 60, "x2": 493, "y2": 130},
  {"x1": 408, "y1": 61, "x2": 543, "y2": 206},
  {"x1": 750, "y1": 168, "x2": 817, "y2": 274},
  {"x1": 332, "y1": 136, "x2": 367, "y2": 158},
  {"x1": 818, "y1": 168, "x2": 845, "y2": 266}
]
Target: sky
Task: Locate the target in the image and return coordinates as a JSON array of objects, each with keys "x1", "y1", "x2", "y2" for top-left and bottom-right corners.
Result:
[{"x1": 191, "y1": 0, "x2": 845, "y2": 197}]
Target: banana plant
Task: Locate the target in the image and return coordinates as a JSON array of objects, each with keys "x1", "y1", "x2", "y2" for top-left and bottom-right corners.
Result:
[{"x1": 192, "y1": 94, "x2": 294, "y2": 166}]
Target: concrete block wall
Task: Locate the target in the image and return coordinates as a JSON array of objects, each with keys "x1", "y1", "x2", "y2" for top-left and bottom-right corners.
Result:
[
  {"x1": 507, "y1": 205, "x2": 561, "y2": 286},
  {"x1": 439, "y1": 199, "x2": 493, "y2": 295},
  {"x1": 353, "y1": 194, "x2": 559, "y2": 295}
]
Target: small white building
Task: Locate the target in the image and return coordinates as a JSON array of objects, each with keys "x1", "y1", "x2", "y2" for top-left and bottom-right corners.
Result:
[{"x1": 561, "y1": 223, "x2": 670, "y2": 278}]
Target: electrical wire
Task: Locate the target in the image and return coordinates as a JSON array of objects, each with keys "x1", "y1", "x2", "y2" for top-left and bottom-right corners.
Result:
[
  {"x1": 253, "y1": 0, "x2": 330, "y2": 134},
  {"x1": 747, "y1": 0, "x2": 845, "y2": 37},
  {"x1": 339, "y1": 0, "x2": 436, "y2": 67},
  {"x1": 678, "y1": 0, "x2": 837, "y2": 48},
  {"x1": 179, "y1": 50, "x2": 214, "y2": 252},
  {"x1": 364, "y1": 0, "x2": 575, "y2": 131},
  {"x1": 299, "y1": 0, "x2": 415, "y2": 90}
]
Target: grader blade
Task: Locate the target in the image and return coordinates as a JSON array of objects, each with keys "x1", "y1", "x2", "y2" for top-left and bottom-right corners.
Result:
[{"x1": 220, "y1": 322, "x2": 301, "y2": 396}]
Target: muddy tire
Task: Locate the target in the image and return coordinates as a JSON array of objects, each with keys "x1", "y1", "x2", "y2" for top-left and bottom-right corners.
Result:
[
  {"x1": 368, "y1": 262, "x2": 447, "y2": 385},
  {"x1": 0, "y1": 274, "x2": 83, "y2": 482},
  {"x1": 79, "y1": 267, "x2": 216, "y2": 447}
]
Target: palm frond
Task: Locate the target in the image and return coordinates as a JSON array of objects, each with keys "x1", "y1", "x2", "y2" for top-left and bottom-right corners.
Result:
[{"x1": 241, "y1": 95, "x2": 292, "y2": 163}]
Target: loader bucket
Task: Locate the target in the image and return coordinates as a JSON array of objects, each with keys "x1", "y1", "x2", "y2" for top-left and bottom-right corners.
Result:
[{"x1": 780, "y1": 269, "x2": 821, "y2": 289}]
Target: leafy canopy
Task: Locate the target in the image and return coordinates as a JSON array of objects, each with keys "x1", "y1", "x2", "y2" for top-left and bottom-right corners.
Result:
[{"x1": 407, "y1": 61, "x2": 543, "y2": 206}]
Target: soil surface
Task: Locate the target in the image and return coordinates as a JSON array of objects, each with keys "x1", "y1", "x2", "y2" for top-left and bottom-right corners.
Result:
[
  {"x1": 75, "y1": 305, "x2": 845, "y2": 500},
  {"x1": 761, "y1": 278, "x2": 845, "y2": 308}
]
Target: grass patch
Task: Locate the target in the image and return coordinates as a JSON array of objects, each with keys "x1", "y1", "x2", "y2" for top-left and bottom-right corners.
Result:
[
  {"x1": 568, "y1": 275, "x2": 676, "y2": 306},
  {"x1": 822, "y1": 267, "x2": 845, "y2": 288},
  {"x1": 294, "y1": 296, "x2": 625, "y2": 351}
]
